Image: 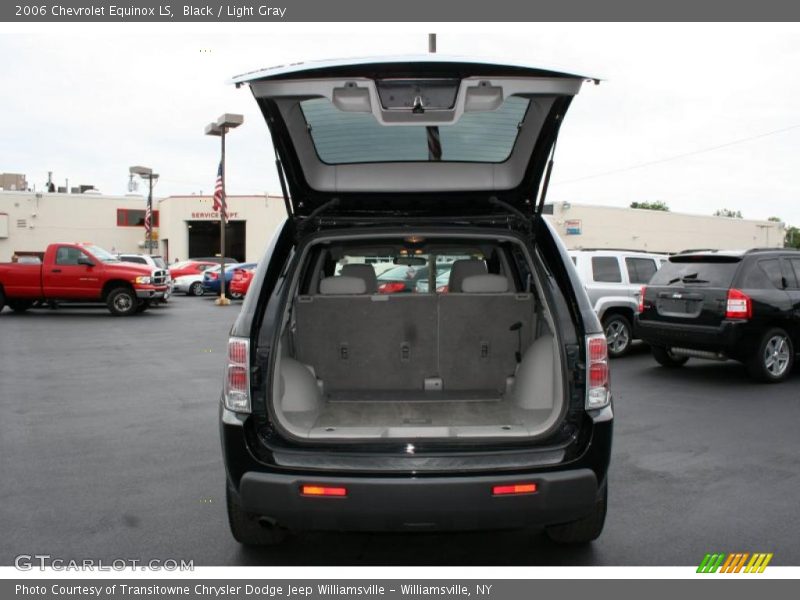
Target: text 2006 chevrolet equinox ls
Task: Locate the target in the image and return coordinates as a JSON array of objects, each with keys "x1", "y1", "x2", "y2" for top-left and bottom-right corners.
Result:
[{"x1": 219, "y1": 56, "x2": 613, "y2": 546}]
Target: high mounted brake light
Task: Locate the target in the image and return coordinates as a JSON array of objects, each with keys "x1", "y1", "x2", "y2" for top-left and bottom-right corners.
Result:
[
  {"x1": 586, "y1": 333, "x2": 610, "y2": 410},
  {"x1": 726, "y1": 288, "x2": 751, "y2": 320},
  {"x1": 224, "y1": 337, "x2": 251, "y2": 413}
]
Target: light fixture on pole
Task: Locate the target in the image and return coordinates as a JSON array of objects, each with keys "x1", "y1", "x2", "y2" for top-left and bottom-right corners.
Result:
[
  {"x1": 205, "y1": 113, "x2": 244, "y2": 307},
  {"x1": 129, "y1": 165, "x2": 159, "y2": 255}
]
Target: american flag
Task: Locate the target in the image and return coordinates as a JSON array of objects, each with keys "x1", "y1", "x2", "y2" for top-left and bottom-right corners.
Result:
[{"x1": 212, "y1": 160, "x2": 227, "y2": 222}]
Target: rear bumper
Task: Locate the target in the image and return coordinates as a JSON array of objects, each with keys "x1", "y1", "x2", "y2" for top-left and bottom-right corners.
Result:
[
  {"x1": 221, "y1": 403, "x2": 612, "y2": 533},
  {"x1": 635, "y1": 317, "x2": 749, "y2": 355},
  {"x1": 237, "y1": 469, "x2": 598, "y2": 532}
]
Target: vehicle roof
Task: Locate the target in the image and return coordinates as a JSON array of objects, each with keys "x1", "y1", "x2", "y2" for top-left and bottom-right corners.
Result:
[
  {"x1": 673, "y1": 248, "x2": 795, "y2": 259},
  {"x1": 569, "y1": 249, "x2": 667, "y2": 257},
  {"x1": 232, "y1": 54, "x2": 599, "y2": 85}
]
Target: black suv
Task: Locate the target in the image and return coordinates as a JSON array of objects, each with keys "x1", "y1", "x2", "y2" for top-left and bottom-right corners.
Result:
[
  {"x1": 219, "y1": 57, "x2": 612, "y2": 546},
  {"x1": 636, "y1": 248, "x2": 800, "y2": 382}
]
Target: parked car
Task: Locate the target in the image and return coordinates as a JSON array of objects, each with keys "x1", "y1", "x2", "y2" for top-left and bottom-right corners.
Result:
[
  {"x1": 569, "y1": 250, "x2": 666, "y2": 357},
  {"x1": 636, "y1": 248, "x2": 800, "y2": 382},
  {"x1": 189, "y1": 256, "x2": 237, "y2": 264},
  {"x1": 376, "y1": 263, "x2": 451, "y2": 293},
  {"x1": 415, "y1": 270, "x2": 451, "y2": 294},
  {"x1": 0, "y1": 243, "x2": 167, "y2": 316},
  {"x1": 173, "y1": 266, "x2": 220, "y2": 296},
  {"x1": 117, "y1": 253, "x2": 174, "y2": 301},
  {"x1": 229, "y1": 266, "x2": 257, "y2": 299},
  {"x1": 219, "y1": 57, "x2": 612, "y2": 547},
  {"x1": 203, "y1": 262, "x2": 257, "y2": 296},
  {"x1": 169, "y1": 260, "x2": 219, "y2": 280}
]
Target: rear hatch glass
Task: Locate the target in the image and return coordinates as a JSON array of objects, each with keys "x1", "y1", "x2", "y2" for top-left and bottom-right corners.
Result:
[{"x1": 645, "y1": 255, "x2": 741, "y2": 325}]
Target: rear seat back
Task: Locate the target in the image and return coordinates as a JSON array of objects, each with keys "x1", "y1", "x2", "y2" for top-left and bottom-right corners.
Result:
[
  {"x1": 294, "y1": 294, "x2": 438, "y2": 391},
  {"x1": 437, "y1": 290, "x2": 534, "y2": 392}
]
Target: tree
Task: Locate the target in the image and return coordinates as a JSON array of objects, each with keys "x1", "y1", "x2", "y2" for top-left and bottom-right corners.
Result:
[
  {"x1": 768, "y1": 216, "x2": 782, "y2": 223},
  {"x1": 714, "y1": 208, "x2": 743, "y2": 218},
  {"x1": 630, "y1": 201, "x2": 669, "y2": 211},
  {"x1": 785, "y1": 226, "x2": 800, "y2": 249}
]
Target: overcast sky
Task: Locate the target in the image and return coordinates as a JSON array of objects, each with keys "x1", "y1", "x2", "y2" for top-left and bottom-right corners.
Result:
[{"x1": 1, "y1": 23, "x2": 799, "y2": 223}]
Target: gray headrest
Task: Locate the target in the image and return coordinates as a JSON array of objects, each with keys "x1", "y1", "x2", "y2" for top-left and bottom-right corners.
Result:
[
  {"x1": 340, "y1": 264, "x2": 377, "y2": 293},
  {"x1": 448, "y1": 259, "x2": 488, "y2": 293},
  {"x1": 319, "y1": 276, "x2": 367, "y2": 295},
  {"x1": 461, "y1": 274, "x2": 509, "y2": 293}
]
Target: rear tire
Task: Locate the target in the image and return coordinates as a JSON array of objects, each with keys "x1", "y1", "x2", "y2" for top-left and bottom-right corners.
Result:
[
  {"x1": 106, "y1": 287, "x2": 138, "y2": 317},
  {"x1": 189, "y1": 282, "x2": 204, "y2": 296},
  {"x1": 0, "y1": 288, "x2": 5, "y2": 313},
  {"x1": 651, "y1": 346, "x2": 689, "y2": 368},
  {"x1": 226, "y1": 482, "x2": 288, "y2": 546},
  {"x1": 603, "y1": 314, "x2": 633, "y2": 358},
  {"x1": 546, "y1": 484, "x2": 607, "y2": 544},
  {"x1": 747, "y1": 327, "x2": 794, "y2": 383}
]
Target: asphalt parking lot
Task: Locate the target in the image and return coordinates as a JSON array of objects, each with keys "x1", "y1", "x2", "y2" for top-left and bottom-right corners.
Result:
[{"x1": 1, "y1": 296, "x2": 799, "y2": 566}]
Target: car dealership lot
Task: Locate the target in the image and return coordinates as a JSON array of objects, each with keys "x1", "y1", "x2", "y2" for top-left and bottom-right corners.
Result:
[{"x1": 1, "y1": 297, "x2": 799, "y2": 566}]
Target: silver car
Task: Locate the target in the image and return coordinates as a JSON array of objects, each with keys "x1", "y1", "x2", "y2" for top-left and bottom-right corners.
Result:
[{"x1": 569, "y1": 250, "x2": 666, "y2": 357}]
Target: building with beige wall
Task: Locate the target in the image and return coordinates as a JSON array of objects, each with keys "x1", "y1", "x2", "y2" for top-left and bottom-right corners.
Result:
[
  {"x1": 0, "y1": 190, "x2": 787, "y2": 264},
  {"x1": 0, "y1": 190, "x2": 147, "y2": 261},
  {"x1": 543, "y1": 201, "x2": 785, "y2": 252},
  {"x1": 0, "y1": 190, "x2": 287, "y2": 263}
]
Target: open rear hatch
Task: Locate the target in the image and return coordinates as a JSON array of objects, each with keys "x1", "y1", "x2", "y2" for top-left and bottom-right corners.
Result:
[
  {"x1": 236, "y1": 57, "x2": 599, "y2": 443},
  {"x1": 234, "y1": 55, "x2": 596, "y2": 224}
]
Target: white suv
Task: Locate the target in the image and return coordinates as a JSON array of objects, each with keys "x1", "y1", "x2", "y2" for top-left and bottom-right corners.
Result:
[
  {"x1": 117, "y1": 254, "x2": 173, "y2": 301},
  {"x1": 569, "y1": 250, "x2": 666, "y2": 357}
]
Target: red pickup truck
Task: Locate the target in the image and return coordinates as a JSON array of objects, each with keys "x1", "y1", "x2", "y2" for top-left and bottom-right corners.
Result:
[{"x1": 0, "y1": 243, "x2": 169, "y2": 316}]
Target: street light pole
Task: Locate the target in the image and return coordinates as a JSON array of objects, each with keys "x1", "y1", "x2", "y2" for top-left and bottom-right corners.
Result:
[
  {"x1": 219, "y1": 127, "x2": 227, "y2": 302},
  {"x1": 129, "y1": 166, "x2": 158, "y2": 255},
  {"x1": 147, "y1": 175, "x2": 154, "y2": 255},
  {"x1": 205, "y1": 113, "x2": 243, "y2": 307}
]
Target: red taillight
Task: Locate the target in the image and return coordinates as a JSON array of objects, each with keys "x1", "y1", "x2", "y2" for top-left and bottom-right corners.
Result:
[
  {"x1": 588, "y1": 336, "x2": 608, "y2": 362},
  {"x1": 224, "y1": 337, "x2": 250, "y2": 413},
  {"x1": 726, "y1": 288, "x2": 751, "y2": 320},
  {"x1": 378, "y1": 282, "x2": 406, "y2": 294},
  {"x1": 493, "y1": 483, "x2": 537, "y2": 496},
  {"x1": 638, "y1": 285, "x2": 646, "y2": 313},
  {"x1": 228, "y1": 339, "x2": 248, "y2": 363},
  {"x1": 586, "y1": 333, "x2": 610, "y2": 410},
  {"x1": 301, "y1": 485, "x2": 347, "y2": 497}
]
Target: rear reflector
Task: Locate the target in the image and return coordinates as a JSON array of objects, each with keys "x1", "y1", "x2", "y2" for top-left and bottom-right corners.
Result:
[
  {"x1": 301, "y1": 485, "x2": 348, "y2": 497},
  {"x1": 493, "y1": 483, "x2": 537, "y2": 496}
]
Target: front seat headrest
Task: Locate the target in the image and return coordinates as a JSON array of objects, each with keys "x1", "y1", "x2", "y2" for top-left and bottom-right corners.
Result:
[
  {"x1": 319, "y1": 276, "x2": 367, "y2": 295},
  {"x1": 448, "y1": 259, "x2": 488, "y2": 293},
  {"x1": 340, "y1": 263, "x2": 378, "y2": 294}
]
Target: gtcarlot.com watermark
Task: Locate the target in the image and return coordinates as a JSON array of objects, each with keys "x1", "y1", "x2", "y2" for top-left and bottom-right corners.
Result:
[{"x1": 15, "y1": 554, "x2": 194, "y2": 571}]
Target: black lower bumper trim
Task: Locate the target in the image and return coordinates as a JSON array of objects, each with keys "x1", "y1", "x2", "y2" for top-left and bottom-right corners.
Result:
[{"x1": 238, "y1": 469, "x2": 598, "y2": 532}]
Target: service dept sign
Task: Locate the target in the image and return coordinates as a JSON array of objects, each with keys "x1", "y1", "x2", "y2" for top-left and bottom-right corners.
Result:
[{"x1": 191, "y1": 211, "x2": 240, "y2": 219}]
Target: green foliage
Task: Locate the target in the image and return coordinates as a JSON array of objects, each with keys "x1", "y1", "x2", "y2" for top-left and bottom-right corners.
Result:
[
  {"x1": 785, "y1": 226, "x2": 800, "y2": 249},
  {"x1": 713, "y1": 208, "x2": 743, "y2": 218},
  {"x1": 630, "y1": 201, "x2": 670, "y2": 212}
]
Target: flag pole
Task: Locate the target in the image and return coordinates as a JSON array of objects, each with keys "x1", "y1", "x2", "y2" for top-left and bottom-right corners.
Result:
[{"x1": 216, "y1": 127, "x2": 230, "y2": 306}]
